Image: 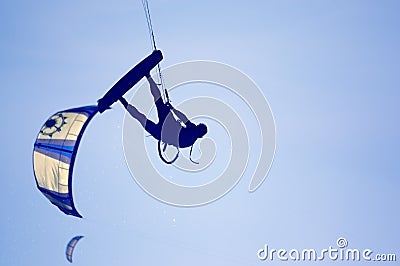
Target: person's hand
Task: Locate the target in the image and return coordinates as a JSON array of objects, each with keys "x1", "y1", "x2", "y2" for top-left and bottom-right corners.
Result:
[{"x1": 166, "y1": 102, "x2": 174, "y2": 109}]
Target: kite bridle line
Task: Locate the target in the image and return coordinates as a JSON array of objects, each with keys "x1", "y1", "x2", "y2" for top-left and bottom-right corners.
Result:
[{"x1": 141, "y1": 0, "x2": 169, "y2": 103}]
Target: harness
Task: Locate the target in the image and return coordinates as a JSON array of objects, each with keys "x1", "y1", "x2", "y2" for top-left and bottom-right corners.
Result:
[
  {"x1": 142, "y1": 0, "x2": 199, "y2": 165},
  {"x1": 156, "y1": 103, "x2": 199, "y2": 165}
]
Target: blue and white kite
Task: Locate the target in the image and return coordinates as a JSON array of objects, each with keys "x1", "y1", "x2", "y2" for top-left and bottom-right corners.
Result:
[
  {"x1": 33, "y1": 106, "x2": 98, "y2": 218},
  {"x1": 33, "y1": 50, "x2": 163, "y2": 218}
]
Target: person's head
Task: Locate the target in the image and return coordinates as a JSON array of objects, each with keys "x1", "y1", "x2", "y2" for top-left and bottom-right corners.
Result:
[{"x1": 195, "y1": 123, "x2": 207, "y2": 139}]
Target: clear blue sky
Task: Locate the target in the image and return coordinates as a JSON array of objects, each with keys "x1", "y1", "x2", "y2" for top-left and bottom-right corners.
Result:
[{"x1": 1, "y1": 0, "x2": 399, "y2": 265}]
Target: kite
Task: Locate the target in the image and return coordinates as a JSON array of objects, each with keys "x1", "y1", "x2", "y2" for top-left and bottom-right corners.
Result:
[
  {"x1": 33, "y1": 50, "x2": 163, "y2": 217},
  {"x1": 66, "y1": 235, "x2": 84, "y2": 263},
  {"x1": 33, "y1": 106, "x2": 98, "y2": 218}
]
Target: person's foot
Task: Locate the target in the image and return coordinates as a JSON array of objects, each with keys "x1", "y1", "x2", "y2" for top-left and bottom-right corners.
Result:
[{"x1": 119, "y1": 97, "x2": 128, "y2": 108}]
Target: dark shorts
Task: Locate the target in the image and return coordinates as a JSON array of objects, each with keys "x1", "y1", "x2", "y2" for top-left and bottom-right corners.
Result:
[{"x1": 144, "y1": 98, "x2": 169, "y2": 140}]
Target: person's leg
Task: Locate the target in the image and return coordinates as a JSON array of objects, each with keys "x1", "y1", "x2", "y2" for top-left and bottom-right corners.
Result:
[
  {"x1": 126, "y1": 104, "x2": 148, "y2": 128},
  {"x1": 126, "y1": 104, "x2": 161, "y2": 139},
  {"x1": 120, "y1": 97, "x2": 153, "y2": 128},
  {"x1": 146, "y1": 75, "x2": 162, "y2": 103},
  {"x1": 146, "y1": 75, "x2": 170, "y2": 124},
  {"x1": 120, "y1": 97, "x2": 161, "y2": 139}
]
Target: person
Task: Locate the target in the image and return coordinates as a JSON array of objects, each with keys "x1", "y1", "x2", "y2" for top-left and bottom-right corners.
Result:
[{"x1": 119, "y1": 74, "x2": 207, "y2": 149}]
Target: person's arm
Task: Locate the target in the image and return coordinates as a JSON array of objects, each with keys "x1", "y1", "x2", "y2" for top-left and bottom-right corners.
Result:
[
  {"x1": 172, "y1": 108, "x2": 196, "y2": 127},
  {"x1": 171, "y1": 108, "x2": 189, "y2": 123}
]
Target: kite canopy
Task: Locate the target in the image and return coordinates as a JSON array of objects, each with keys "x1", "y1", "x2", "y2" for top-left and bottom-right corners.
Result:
[
  {"x1": 33, "y1": 106, "x2": 98, "y2": 218},
  {"x1": 66, "y1": 235, "x2": 84, "y2": 263}
]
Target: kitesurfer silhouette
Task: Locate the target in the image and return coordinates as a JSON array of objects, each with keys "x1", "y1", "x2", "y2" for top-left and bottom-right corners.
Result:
[{"x1": 119, "y1": 74, "x2": 207, "y2": 151}]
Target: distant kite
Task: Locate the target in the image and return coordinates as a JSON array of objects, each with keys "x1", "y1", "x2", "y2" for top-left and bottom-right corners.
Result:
[{"x1": 66, "y1": 235, "x2": 84, "y2": 263}]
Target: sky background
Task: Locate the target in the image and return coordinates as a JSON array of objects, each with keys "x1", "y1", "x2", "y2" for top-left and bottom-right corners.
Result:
[{"x1": 1, "y1": 0, "x2": 399, "y2": 265}]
